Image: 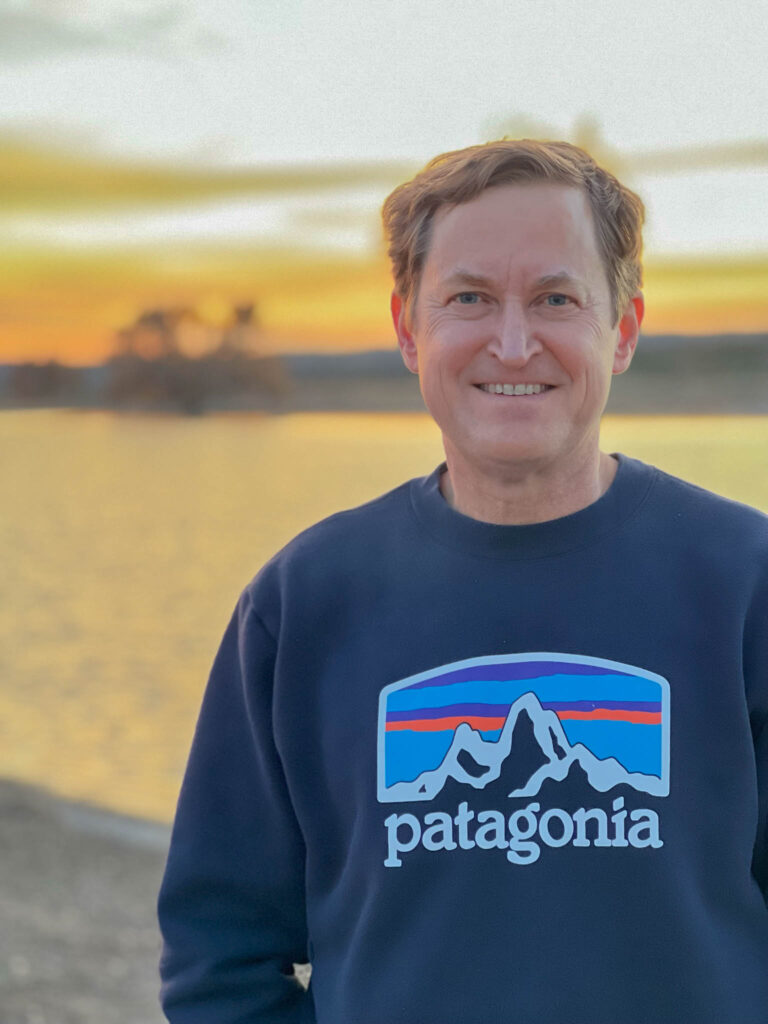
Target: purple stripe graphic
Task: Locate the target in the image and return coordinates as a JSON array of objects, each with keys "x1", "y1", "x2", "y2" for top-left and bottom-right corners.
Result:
[
  {"x1": 386, "y1": 699, "x2": 661, "y2": 722},
  {"x1": 404, "y1": 661, "x2": 635, "y2": 691},
  {"x1": 387, "y1": 703, "x2": 511, "y2": 722},
  {"x1": 541, "y1": 700, "x2": 660, "y2": 712}
]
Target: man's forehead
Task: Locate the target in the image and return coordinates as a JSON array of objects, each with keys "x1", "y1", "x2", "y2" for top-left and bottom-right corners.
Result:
[
  {"x1": 428, "y1": 182, "x2": 595, "y2": 242},
  {"x1": 420, "y1": 185, "x2": 604, "y2": 292}
]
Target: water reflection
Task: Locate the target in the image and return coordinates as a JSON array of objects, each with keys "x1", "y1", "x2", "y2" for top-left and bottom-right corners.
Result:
[{"x1": 2, "y1": 410, "x2": 766, "y2": 822}]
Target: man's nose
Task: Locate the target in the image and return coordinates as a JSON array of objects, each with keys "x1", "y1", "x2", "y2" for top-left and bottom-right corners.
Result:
[{"x1": 487, "y1": 303, "x2": 543, "y2": 364}]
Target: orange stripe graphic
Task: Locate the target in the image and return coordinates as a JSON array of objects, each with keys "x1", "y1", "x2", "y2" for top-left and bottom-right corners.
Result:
[
  {"x1": 386, "y1": 710, "x2": 662, "y2": 732},
  {"x1": 386, "y1": 716, "x2": 507, "y2": 732},
  {"x1": 555, "y1": 710, "x2": 661, "y2": 723}
]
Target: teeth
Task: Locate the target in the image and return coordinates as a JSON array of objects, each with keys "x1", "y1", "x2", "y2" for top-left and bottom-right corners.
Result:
[{"x1": 480, "y1": 383, "x2": 548, "y2": 395}]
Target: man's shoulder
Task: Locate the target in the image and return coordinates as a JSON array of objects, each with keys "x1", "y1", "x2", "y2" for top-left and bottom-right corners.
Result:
[
  {"x1": 243, "y1": 472, "x2": 424, "y2": 601},
  {"x1": 638, "y1": 456, "x2": 768, "y2": 545},
  {"x1": 286, "y1": 476, "x2": 415, "y2": 553}
]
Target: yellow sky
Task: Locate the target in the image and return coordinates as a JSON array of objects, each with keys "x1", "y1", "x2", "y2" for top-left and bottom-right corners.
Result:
[
  {"x1": 1, "y1": 140, "x2": 766, "y2": 364},
  {"x1": 2, "y1": 2, "x2": 767, "y2": 364},
  {"x1": 4, "y1": 250, "x2": 768, "y2": 365}
]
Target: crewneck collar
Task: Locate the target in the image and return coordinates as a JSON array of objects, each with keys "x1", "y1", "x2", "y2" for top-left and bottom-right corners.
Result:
[{"x1": 409, "y1": 453, "x2": 657, "y2": 561}]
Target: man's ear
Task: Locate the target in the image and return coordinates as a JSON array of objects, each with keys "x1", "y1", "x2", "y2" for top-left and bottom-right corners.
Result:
[
  {"x1": 391, "y1": 291, "x2": 419, "y2": 374},
  {"x1": 613, "y1": 293, "x2": 644, "y2": 375}
]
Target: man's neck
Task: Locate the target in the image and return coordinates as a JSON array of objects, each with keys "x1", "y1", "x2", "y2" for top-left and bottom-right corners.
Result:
[{"x1": 439, "y1": 447, "x2": 618, "y2": 526}]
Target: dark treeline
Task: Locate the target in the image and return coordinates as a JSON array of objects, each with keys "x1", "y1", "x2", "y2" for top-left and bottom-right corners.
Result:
[
  {"x1": 2, "y1": 332, "x2": 767, "y2": 415},
  {"x1": 2, "y1": 301, "x2": 291, "y2": 415}
]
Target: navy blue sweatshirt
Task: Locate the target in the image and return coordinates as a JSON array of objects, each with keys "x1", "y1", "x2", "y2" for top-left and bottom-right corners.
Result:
[{"x1": 158, "y1": 454, "x2": 768, "y2": 1023}]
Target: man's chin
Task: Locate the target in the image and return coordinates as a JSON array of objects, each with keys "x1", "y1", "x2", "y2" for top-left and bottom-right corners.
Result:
[{"x1": 445, "y1": 431, "x2": 559, "y2": 471}]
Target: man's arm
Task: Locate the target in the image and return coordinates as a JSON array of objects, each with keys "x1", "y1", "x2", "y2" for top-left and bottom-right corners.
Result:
[
  {"x1": 158, "y1": 589, "x2": 314, "y2": 1023},
  {"x1": 744, "y1": 563, "x2": 768, "y2": 908},
  {"x1": 754, "y1": 715, "x2": 768, "y2": 904}
]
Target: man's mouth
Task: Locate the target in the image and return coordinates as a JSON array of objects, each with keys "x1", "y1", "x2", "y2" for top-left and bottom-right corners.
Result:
[{"x1": 476, "y1": 383, "x2": 554, "y2": 396}]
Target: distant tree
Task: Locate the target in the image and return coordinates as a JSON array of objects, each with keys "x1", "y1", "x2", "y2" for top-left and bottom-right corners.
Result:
[
  {"x1": 106, "y1": 300, "x2": 290, "y2": 413},
  {"x1": 217, "y1": 302, "x2": 260, "y2": 355},
  {"x1": 113, "y1": 308, "x2": 187, "y2": 360}
]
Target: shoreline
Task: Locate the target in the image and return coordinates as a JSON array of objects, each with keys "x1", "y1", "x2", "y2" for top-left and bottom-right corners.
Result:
[
  {"x1": 2, "y1": 368, "x2": 768, "y2": 416},
  {"x1": 3, "y1": 333, "x2": 768, "y2": 416}
]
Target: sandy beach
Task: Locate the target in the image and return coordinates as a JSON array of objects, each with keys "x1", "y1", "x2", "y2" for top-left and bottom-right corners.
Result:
[
  {"x1": 0, "y1": 778, "x2": 170, "y2": 1024},
  {"x1": 0, "y1": 779, "x2": 312, "y2": 1023}
]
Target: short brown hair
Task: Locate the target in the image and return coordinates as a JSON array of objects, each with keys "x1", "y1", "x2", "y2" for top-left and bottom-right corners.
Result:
[{"x1": 381, "y1": 139, "x2": 645, "y2": 328}]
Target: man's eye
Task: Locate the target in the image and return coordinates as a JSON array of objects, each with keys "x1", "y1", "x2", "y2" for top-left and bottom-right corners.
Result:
[
  {"x1": 545, "y1": 293, "x2": 571, "y2": 307},
  {"x1": 454, "y1": 292, "x2": 482, "y2": 305}
]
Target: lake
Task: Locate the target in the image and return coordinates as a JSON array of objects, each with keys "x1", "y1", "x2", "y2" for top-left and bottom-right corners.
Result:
[{"x1": 2, "y1": 409, "x2": 767, "y2": 822}]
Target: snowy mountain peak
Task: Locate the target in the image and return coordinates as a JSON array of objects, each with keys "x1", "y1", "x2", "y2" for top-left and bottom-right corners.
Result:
[{"x1": 383, "y1": 691, "x2": 667, "y2": 803}]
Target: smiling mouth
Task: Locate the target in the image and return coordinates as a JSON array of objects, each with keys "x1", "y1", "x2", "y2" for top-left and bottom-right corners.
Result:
[{"x1": 476, "y1": 383, "x2": 554, "y2": 396}]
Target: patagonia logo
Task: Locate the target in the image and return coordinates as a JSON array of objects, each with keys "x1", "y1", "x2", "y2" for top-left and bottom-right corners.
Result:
[{"x1": 377, "y1": 652, "x2": 670, "y2": 867}]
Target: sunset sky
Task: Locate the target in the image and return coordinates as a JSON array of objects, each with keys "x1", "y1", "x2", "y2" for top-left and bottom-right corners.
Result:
[{"x1": 1, "y1": 0, "x2": 766, "y2": 363}]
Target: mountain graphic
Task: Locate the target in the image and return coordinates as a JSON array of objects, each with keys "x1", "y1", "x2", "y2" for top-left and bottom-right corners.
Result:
[{"x1": 383, "y1": 691, "x2": 667, "y2": 802}]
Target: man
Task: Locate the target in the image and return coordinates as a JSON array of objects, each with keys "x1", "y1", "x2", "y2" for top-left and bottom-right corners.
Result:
[{"x1": 158, "y1": 140, "x2": 768, "y2": 1023}]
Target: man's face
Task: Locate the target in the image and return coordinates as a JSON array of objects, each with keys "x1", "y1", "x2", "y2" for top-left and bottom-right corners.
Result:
[{"x1": 391, "y1": 183, "x2": 643, "y2": 477}]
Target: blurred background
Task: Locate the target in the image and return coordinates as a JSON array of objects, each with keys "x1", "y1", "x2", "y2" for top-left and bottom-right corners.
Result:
[{"x1": 1, "y1": 2, "x2": 767, "y2": 1021}]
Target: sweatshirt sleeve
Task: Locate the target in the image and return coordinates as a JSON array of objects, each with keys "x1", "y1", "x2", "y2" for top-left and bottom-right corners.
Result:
[
  {"x1": 158, "y1": 588, "x2": 314, "y2": 1023},
  {"x1": 754, "y1": 716, "x2": 768, "y2": 904},
  {"x1": 744, "y1": 560, "x2": 768, "y2": 907}
]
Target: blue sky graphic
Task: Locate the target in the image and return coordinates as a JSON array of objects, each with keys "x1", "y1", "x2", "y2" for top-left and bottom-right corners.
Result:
[{"x1": 383, "y1": 668, "x2": 666, "y2": 788}]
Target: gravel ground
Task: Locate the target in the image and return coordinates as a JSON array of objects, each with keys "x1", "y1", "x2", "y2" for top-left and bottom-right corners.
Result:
[
  {"x1": 0, "y1": 779, "x2": 311, "y2": 1024},
  {"x1": 0, "y1": 779, "x2": 170, "y2": 1024}
]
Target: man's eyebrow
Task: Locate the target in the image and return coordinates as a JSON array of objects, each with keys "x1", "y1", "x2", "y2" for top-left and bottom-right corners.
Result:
[
  {"x1": 534, "y1": 271, "x2": 584, "y2": 289},
  {"x1": 439, "y1": 268, "x2": 586, "y2": 289},
  {"x1": 440, "y1": 268, "x2": 497, "y2": 288}
]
